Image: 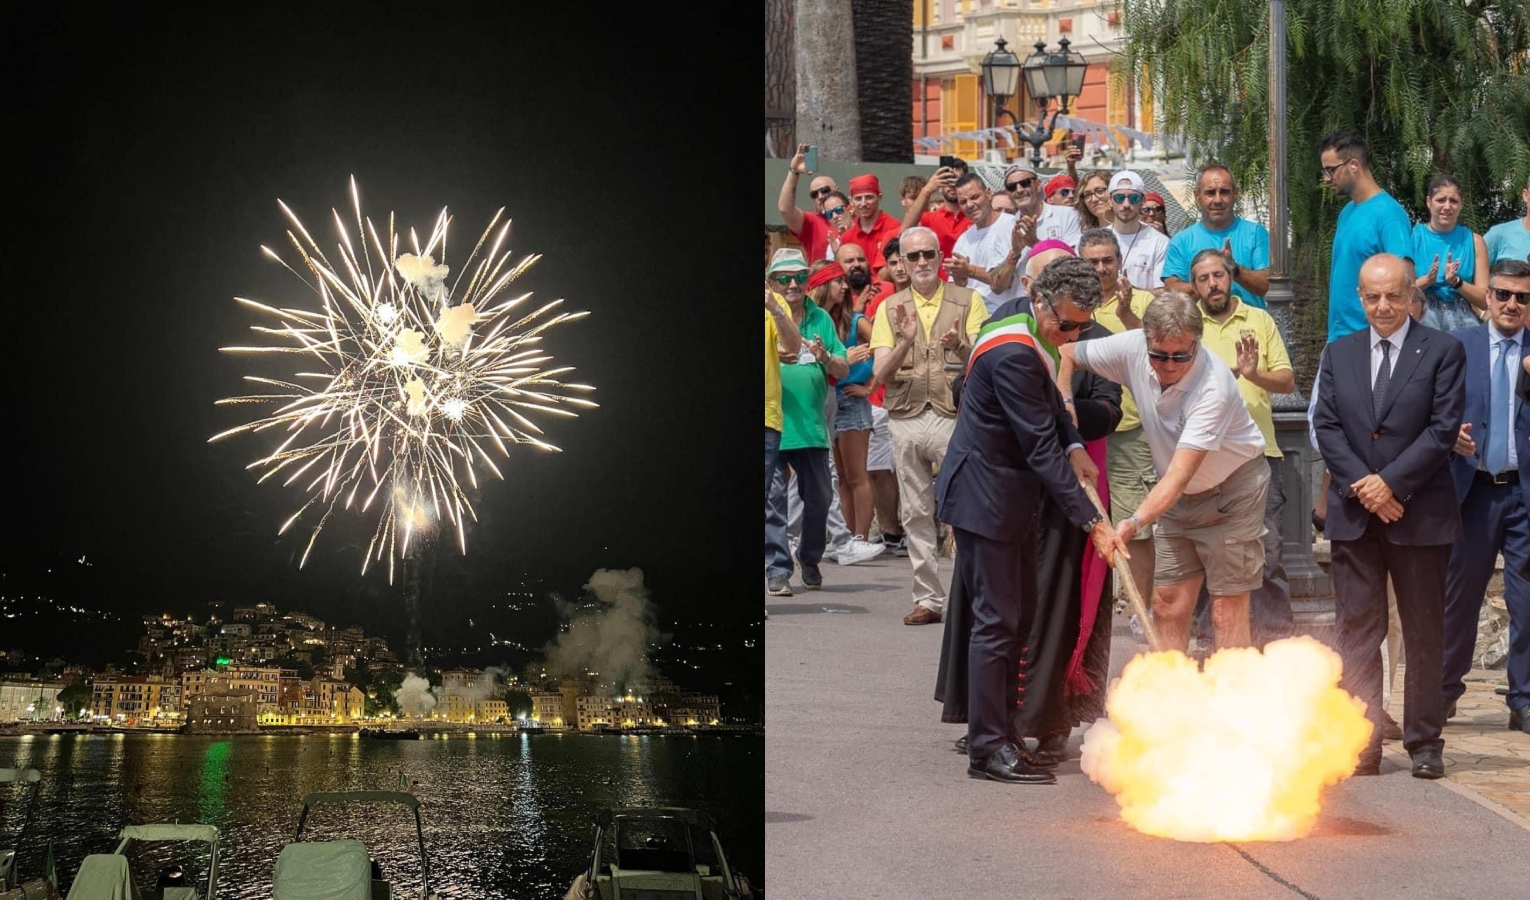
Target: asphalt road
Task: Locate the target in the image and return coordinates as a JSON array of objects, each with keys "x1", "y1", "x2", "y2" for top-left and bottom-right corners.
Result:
[{"x1": 765, "y1": 552, "x2": 1530, "y2": 899}]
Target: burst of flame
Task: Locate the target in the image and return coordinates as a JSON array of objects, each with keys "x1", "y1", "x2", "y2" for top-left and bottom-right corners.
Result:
[
  {"x1": 1081, "y1": 636, "x2": 1372, "y2": 842},
  {"x1": 210, "y1": 177, "x2": 597, "y2": 581}
]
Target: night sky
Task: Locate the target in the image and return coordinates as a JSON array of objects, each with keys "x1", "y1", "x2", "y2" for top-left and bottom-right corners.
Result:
[{"x1": 6, "y1": 6, "x2": 759, "y2": 678}]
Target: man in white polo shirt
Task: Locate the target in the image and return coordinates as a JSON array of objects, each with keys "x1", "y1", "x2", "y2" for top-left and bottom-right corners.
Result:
[
  {"x1": 1108, "y1": 170, "x2": 1171, "y2": 290},
  {"x1": 1059, "y1": 291, "x2": 1268, "y2": 652}
]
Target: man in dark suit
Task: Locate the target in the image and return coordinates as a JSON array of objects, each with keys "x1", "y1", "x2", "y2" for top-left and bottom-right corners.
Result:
[
  {"x1": 1445, "y1": 259, "x2": 1530, "y2": 734},
  {"x1": 935, "y1": 256, "x2": 1127, "y2": 784},
  {"x1": 1314, "y1": 253, "x2": 1466, "y2": 778}
]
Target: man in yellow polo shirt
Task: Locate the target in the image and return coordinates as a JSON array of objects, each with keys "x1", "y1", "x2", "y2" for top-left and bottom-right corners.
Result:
[
  {"x1": 766, "y1": 282, "x2": 803, "y2": 502},
  {"x1": 870, "y1": 225, "x2": 989, "y2": 625},
  {"x1": 1188, "y1": 248, "x2": 1296, "y2": 647},
  {"x1": 1079, "y1": 227, "x2": 1158, "y2": 612}
]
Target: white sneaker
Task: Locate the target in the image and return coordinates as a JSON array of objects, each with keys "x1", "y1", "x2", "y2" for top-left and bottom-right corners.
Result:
[
  {"x1": 821, "y1": 542, "x2": 842, "y2": 562},
  {"x1": 836, "y1": 537, "x2": 886, "y2": 566}
]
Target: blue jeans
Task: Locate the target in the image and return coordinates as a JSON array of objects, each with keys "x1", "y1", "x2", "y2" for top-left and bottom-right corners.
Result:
[
  {"x1": 765, "y1": 428, "x2": 781, "y2": 505},
  {"x1": 765, "y1": 447, "x2": 832, "y2": 579}
]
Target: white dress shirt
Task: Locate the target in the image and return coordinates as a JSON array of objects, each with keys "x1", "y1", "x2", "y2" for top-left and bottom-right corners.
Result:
[{"x1": 1368, "y1": 316, "x2": 1411, "y2": 388}]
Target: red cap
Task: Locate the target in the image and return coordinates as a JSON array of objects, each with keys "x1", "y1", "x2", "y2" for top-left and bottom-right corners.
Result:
[
  {"x1": 1144, "y1": 191, "x2": 1166, "y2": 207},
  {"x1": 1044, "y1": 175, "x2": 1076, "y2": 199},
  {"x1": 806, "y1": 262, "x2": 846, "y2": 291},
  {"x1": 848, "y1": 174, "x2": 881, "y2": 196}
]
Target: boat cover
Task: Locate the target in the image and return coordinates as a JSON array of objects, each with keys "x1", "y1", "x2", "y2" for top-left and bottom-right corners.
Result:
[
  {"x1": 64, "y1": 855, "x2": 138, "y2": 900},
  {"x1": 119, "y1": 825, "x2": 218, "y2": 845},
  {"x1": 272, "y1": 841, "x2": 370, "y2": 900}
]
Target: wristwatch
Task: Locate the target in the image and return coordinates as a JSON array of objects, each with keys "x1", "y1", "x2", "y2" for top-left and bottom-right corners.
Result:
[
  {"x1": 1447, "y1": 274, "x2": 1462, "y2": 289},
  {"x1": 1081, "y1": 514, "x2": 1103, "y2": 533}
]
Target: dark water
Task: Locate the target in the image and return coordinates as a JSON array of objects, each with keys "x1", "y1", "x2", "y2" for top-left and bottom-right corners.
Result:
[{"x1": 1, "y1": 732, "x2": 762, "y2": 898}]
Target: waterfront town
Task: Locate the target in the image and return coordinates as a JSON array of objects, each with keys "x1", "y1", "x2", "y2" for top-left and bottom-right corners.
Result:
[{"x1": 0, "y1": 600, "x2": 722, "y2": 734}]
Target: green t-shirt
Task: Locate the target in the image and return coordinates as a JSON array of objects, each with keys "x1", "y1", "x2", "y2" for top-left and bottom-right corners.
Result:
[{"x1": 779, "y1": 301, "x2": 847, "y2": 451}]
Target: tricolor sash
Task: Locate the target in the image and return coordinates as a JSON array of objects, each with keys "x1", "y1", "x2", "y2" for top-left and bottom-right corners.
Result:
[{"x1": 964, "y1": 312, "x2": 1060, "y2": 381}]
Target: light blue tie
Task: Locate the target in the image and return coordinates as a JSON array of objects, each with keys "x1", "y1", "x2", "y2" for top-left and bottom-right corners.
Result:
[{"x1": 1486, "y1": 337, "x2": 1514, "y2": 475}]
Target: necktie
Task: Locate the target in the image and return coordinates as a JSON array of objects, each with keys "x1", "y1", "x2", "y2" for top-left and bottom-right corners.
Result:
[
  {"x1": 1486, "y1": 337, "x2": 1514, "y2": 475},
  {"x1": 1372, "y1": 339, "x2": 1392, "y2": 420}
]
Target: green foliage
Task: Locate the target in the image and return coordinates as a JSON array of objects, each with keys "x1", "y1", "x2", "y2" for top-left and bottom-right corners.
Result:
[
  {"x1": 504, "y1": 689, "x2": 533, "y2": 719},
  {"x1": 1126, "y1": 0, "x2": 1530, "y2": 368},
  {"x1": 58, "y1": 682, "x2": 92, "y2": 716}
]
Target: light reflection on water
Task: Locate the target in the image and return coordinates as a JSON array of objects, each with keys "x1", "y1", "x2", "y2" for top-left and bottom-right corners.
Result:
[{"x1": 1, "y1": 732, "x2": 762, "y2": 898}]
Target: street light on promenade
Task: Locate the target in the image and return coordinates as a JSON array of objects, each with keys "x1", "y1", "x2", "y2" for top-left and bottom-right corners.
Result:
[
  {"x1": 1266, "y1": 0, "x2": 1334, "y2": 619},
  {"x1": 981, "y1": 37, "x2": 1087, "y2": 167}
]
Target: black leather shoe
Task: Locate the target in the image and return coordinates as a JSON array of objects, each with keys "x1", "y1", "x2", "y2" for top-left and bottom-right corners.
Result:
[
  {"x1": 1411, "y1": 749, "x2": 1446, "y2": 780},
  {"x1": 953, "y1": 735, "x2": 968, "y2": 753},
  {"x1": 1019, "y1": 746, "x2": 1060, "y2": 769},
  {"x1": 968, "y1": 743, "x2": 1056, "y2": 784},
  {"x1": 1037, "y1": 732, "x2": 1069, "y2": 760},
  {"x1": 1510, "y1": 706, "x2": 1530, "y2": 734}
]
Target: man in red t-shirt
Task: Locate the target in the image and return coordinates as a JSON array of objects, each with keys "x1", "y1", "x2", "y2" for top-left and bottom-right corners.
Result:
[
  {"x1": 843, "y1": 174, "x2": 903, "y2": 276},
  {"x1": 844, "y1": 236, "x2": 908, "y2": 556},
  {"x1": 899, "y1": 159, "x2": 973, "y2": 260},
  {"x1": 777, "y1": 143, "x2": 846, "y2": 263}
]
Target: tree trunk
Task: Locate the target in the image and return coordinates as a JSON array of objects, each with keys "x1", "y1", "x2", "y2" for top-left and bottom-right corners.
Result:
[
  {"x1": 852, "y1": 0, "x2": 913, "y2": 162},
  {"x1": 764, "y1": 0, "x2": 795, "y2": 158},
  {"x1": 795, "y1": 0, "x2": 861, "y2": 162}
]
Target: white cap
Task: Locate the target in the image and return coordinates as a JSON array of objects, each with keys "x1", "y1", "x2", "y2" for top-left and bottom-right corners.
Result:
[{"x1": 1108, "y1": 170, "x2": 1145, "y2": 193}]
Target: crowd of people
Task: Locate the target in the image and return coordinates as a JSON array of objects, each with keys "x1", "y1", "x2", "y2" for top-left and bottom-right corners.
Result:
[{"x1": 765, "y1": 129, "x2": 1530, "y2": 785}]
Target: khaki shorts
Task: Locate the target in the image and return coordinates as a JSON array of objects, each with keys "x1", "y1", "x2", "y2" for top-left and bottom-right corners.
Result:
[
  {"x1": 1154, "y1": 455, "x2": 1269, "y2": 595},
  {"x1": 1107, "y1": 428, "x2": 1156, "y2": 541},
  {"x1": 867, "y1": 405, "x2": 894, "y2": 472}
]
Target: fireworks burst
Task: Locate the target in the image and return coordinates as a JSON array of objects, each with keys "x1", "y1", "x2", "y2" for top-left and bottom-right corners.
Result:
[{"x1": 210, "y1": 177, "x2": 596, "y2": 580}]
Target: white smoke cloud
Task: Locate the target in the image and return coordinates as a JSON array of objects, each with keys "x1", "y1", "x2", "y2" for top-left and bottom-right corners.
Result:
[
  {"x1": 394, "y1": 253, "x2": 450, "y2": 305},
  {"x1": 394, "y1": 673, "x2": 437, "y2": 718},
  {"x1": 542, "y1": 568, "x2": 666, "y2": 689},
  {"x1": 435, "y1": 303, "x2": 476, "y2": 348}
]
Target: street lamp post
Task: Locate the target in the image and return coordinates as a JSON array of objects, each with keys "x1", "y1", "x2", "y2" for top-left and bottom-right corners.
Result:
[{"x1": 981, "y1": 37, "x2": 1088, "y2": 168}]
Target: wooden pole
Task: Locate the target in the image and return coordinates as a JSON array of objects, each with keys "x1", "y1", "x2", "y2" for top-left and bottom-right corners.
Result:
[{"x1": 1081, "y1": 481, "x2": 1164, "y2": 652}]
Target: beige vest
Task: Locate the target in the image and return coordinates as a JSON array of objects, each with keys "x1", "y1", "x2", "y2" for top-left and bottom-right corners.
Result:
[{"x1": 881, "y1": 284, "x2": 980, "y2": 420}]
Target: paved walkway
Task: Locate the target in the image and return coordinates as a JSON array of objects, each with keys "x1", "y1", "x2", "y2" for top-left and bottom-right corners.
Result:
[{"x1": 766, "y1": 551, "x2": 1530, "y2": 898}]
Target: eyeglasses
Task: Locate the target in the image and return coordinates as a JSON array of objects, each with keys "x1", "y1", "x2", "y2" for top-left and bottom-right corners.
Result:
[
  {"x1": 1321, "y1": 158, "x2": 1353, "y2": 179},
  {"x1": 1005, "y1": 176, "x2": 1037, "y2": 192},
  {"x1": 823, "y1": 206, "x2": 847, "y2": 218},
  {"x1": 1081, "y1": 188, "x2": 1109, "y2": 201},
  {"x1": 809, "y1": 186, "x2": 834, "y2": 199},
  {"x1": 903, "y1": 249, "x2": 940, "y2": 262},
  {"x1": 1111, "y1": 192, "x2": 1143, "y2": 205},
  {"x1": 1147, "y1": 346, "x2": 1198, "y2": 364},
  {"x1": 772, "y1": 272, "x2": 809, "y2": 286},
  {"x1": 1041, "y1": 298, "x2": 1094, "y2": 333},
  {"x1": 1490, "y1": 286, "x2": 1530, "y2": 306}
]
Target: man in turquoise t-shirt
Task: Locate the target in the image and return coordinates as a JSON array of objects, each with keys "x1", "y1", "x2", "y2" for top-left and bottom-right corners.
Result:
[
  {"x1": 1319, "y1": 130, "x2": 1414, "y2": 342},
  {"x1": 1162, "y1": 164, "x2": 1271, "y2": 309},
  {"x1": 1485, "y1": 175, "x2": 1530, "y2": 266}
]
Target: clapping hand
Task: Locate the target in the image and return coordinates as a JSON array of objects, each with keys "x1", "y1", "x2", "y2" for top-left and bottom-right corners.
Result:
[
  {"x1": 946, "y1": 252, "x2": 972, "y2": 282},
  {"x1": 1233, "y1": 333, "x2": 1260, "y2": 379},
  {"x1": 892, "y1": 302, "x2": 920, "y2": 343},
  {"x1": 1013, "y1": 214, "x2": 1037, "y2": 252},
  {"x1": 857, "y1": 281, "x2": 881, "y2": 313},
  {"x1": 846, "y1": 344, "x2": 872, "y2": 365},
  {"x1": 1220, "y1": 239, "x2": 1238, "y2": 275},
  {"x1": 765, "y1": 288, "x2": 783, "y2": 316},
  {"x1": 1419, "y1": 254, "x2": 1441, "y2": 286},
  {"x1": 808, "y1": 335, "x2": 830, "y2": 364},
  {"x1": 938, "y1": 318, "x2": 964, "y2": 352},
  {"x1": 1443, "y1": 251, "x2": 1461, "y2": 286}
]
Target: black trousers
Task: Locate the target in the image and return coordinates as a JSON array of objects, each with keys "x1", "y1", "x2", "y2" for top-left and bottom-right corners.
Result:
[
  {"x1": 1331, "y1": 520, "x2": 1449, "y2": 759},
  {"x1": 958, "y1": 524, "x2": 1038, "y2": 762}
]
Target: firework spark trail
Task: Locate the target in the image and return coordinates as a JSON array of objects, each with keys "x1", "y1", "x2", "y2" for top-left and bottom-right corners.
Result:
[{"x1": 211, "y1": 177, "x2": 596, "y2": 580}]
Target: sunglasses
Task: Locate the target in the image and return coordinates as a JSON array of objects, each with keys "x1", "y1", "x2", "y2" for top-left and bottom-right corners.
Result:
[
  {"x1": 809, "y1": 186, "x2": 834, "y2": 199},
  {"x1": 1041, "y1": 299, "x2": 1094, "y2": 333},
  {"x1": 903, "y1": 249, "x2": 940, "y2": 262},
  {"x1": 1053, "y1": 188, "x2": 1075, "y2": 198},
  {"x1": 1142, "y1": 205, "x2": 1165, "y2": 215},
  {"x1": 772, "y1": 272, "x2": 809, "y2": 286},
  {"x1": 1005, "y1": 176, "x2": 1037, "y2": 191},
  {"x1": 1490, "y1": 286, "x2": 1530, "y2": 306},
  {"x1": 1147, "y1": 347, "x2": 1197, "y2": 363},
  {"x1": 1321, "y1": 158, "x2": 1353, "y2": 179},
  {"x1": 1111, "y1": 192, "x2": 1143, "y2": 205},
  {"x1": 823, "y1": 206, "x2": 847, "y2": 218}
]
